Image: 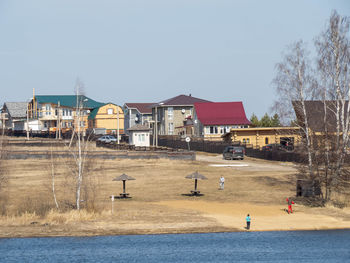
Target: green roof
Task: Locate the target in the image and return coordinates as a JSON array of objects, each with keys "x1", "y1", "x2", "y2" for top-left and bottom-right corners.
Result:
[
  {"x1": 35, "y1": 95, "x2": 104, "y2": 109},
  {"x1": 88, "y1": 106, "x2": 100, "y2": 120}
]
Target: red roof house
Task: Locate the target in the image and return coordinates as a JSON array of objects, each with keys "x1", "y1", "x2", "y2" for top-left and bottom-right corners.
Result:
[
  {"x1": 194, "y1": 102, "x2": 250, "y2": 126},
  {"x1": 193, "y1": 102, "x2": 251, "y2": 139}
]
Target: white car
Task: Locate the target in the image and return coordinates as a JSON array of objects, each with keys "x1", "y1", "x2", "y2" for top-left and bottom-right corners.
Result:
[{"x1": 97, "y1": 135, "x2": 117, "y2": 143}]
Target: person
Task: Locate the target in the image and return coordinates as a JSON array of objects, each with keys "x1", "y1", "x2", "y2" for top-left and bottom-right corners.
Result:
[
  {"x1": 246, "y1": 214, "x2": 251, "y2": 230},
  {"x1": 219, "y1": 176, "x2": 225, "y2": 190},
  {"x1": 286, "y1": 197, "x2": 295, "y2": 214}
]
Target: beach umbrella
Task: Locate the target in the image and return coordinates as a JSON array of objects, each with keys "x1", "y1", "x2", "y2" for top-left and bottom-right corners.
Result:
[
  {"x1": 113, "y1": 173, "x2": 136, "y2": 194},
  {"x1": 185, "y1": 171, "x2": 207, "y2": 192}
]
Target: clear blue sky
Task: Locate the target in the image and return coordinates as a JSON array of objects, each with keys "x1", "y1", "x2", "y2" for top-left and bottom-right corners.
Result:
[{"x1": 0, "y1": 0, "x2": 349, "y2": 118}]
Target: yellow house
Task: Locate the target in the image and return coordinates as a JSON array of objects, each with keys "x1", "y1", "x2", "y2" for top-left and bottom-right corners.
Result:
[
  {"x1": 88, "y1": 103, "x2": 124, "y2": 134},
  {"x1": 223, "y1": 127, "x2": 302, "y2": 149}
]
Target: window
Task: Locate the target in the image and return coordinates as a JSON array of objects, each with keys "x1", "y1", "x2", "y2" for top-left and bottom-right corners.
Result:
[
  {"x1": 210, "y1": 126, "x2": 218, "y2": 134},
  {"x1": 168, "y1": 123, "x2": 174, "y2": 135},
  {"x1": 247, "y1": 138, "x2": 250, "y2": 144},
  {"x1": 168, "y1": 107, "x2": 173, "y2": 120},
  {"x1": 107, "y1": 108, "x2": 113, "y2": 115},
  {"x1": 243, "y1": 138, "x2": 246, "y2": 143},
  {"x1": 45, "y1": 104, "x2": 51, "y2": 115},
  {"x1": 265, "y1": 137, "x2": 269, "y2": 144},
  {"x1": 205, "y1": 126, "x2": 210, "y2": 135}
]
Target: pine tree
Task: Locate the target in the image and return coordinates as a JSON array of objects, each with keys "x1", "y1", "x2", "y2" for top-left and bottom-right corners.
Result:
[
  {"x1": 270, "y1": 113, "x2": 281, "y2": 127},
  {"x1": 250, "y1": 113, "x2": 260, "y2": 127},
  {"x1": 260, "y1": 113, "x2": 272, "y2": 127}
]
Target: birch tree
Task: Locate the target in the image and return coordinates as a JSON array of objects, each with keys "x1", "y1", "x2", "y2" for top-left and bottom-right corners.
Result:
[
  {"x1": 273, "y1": 40, "x2": 316, "y2": 179},
  {"x1": 315, "y1": 10, "x2": 350, "y2": 199}
]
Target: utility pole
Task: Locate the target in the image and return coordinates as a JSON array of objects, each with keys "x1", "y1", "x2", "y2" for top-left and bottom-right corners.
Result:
[
  {"x1": 58, "y1": 101, "x2": 61, "y2": 140},
  {"x1": 26, "y1": 102, "x2": 30, "y2": 140},
  {"x1": 155, "y1": 106, "x2": 158, "y2": 147},
  {"x1": 117, "y1": 107, "x2": 120, "y2": 144}
]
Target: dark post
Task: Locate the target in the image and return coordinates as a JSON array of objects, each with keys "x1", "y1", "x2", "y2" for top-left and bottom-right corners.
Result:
[
  {"x1": 194, "y1": 179, "x2": 198, "y2": 191},
  {"x1": 123, "y1": 180, "x2": 126, "y2": 194}
]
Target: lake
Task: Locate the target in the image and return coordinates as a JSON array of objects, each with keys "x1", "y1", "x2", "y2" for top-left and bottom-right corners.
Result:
[{"x1": 0, "y1": 230, "x2": 349, "y2": 262}]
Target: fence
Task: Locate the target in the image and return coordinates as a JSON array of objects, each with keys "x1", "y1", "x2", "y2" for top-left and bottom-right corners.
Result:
[
  {"x1": 157, "y1": 135, "x2": 305, "y2": 163},
  {"x1": 4, "y1": 150, "x2": 195, "y2": 161}
]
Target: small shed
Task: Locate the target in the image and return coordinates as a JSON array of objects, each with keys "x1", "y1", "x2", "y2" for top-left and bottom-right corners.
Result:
[
  {"x1": 296, "y1": 179, "x2": 322, "y2": 197},
  {"x1": 127, "y1": 124, "x2": 151, "y2": 147}
]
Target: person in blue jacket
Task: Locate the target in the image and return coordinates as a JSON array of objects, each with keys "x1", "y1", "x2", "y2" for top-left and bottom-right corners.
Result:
[{"x1": 246, "y1": 214, "x2": 251, "y2": 230}]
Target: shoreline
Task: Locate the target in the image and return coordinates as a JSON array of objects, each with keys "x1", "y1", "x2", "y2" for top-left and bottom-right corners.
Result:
[{"x1": 1, "y1": 225, "x2": 350, "y2": 239}]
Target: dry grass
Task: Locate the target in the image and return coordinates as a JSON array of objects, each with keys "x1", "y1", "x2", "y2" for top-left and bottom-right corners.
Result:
[{"x1": 1, "y1": 144, "x2": 349, "y2": 236}]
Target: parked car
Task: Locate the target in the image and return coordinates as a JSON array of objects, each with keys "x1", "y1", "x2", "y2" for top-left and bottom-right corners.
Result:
[
  {"x1": 223, "y1": 146, "x2": 245, "y2": 160},
  {"x1": 97, "y1": 135, "x2": 117, "y2": 143}
]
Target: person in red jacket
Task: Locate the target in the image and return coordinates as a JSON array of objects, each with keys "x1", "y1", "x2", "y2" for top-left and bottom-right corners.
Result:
[{"x1": 286, "y1": 198, "x2": 295, "y2": 214}]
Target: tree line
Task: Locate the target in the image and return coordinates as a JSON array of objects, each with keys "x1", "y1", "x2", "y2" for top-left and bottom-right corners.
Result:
[
  {"x1": 250, "y1": 113, "x2": 281, "y2": 127},
  {"x1": 273, "y1": 10, "x2": 350, "y2": 204}
]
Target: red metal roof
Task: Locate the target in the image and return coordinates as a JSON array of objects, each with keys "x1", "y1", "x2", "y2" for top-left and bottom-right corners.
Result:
[
  {"x1": 124, "y1": 103, "x2": 154, "y2": 114},
  {"x1": 194, "y1": 102, "x2": 251, "y2": 126}
]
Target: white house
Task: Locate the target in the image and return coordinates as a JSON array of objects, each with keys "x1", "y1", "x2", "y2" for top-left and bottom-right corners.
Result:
[{"x1": 127, "y1": 124, "x2": 151, "y2": 147}]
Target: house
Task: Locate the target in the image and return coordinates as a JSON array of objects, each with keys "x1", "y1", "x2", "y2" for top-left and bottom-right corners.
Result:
[
  {"x1": 29, "y1": 95, "x2": 104, "y2": 133},
  {"x1": 193, "y1": 102, "x2": 251, "y2": 140},
  {"x1": 152, "y1": 94, "x2": 210, "y2": 136},
  {"x1": 123, "y1": 103, "x2": 154, "y2": 135},
  {"x1": 222, "y1": 127, "x2": 301, "y2": 149},
  {"x1": 1, "y1": 102, "x2": 28, "y2": 131},
  {"x1": 127, "y1": 124, "x2": 151, "y2": 147},
  {"x1": 88, "y1": 103, "x2": 124, "y2": 135}
]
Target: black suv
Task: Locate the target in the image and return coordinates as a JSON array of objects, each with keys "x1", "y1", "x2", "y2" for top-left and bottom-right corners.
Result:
[{"x1": 223, "y1": 146, "x2": 245, "y2": 160}]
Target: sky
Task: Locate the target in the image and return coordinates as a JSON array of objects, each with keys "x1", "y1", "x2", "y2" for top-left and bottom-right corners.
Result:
[{"x1": 0, "y1": 0, "x2": 349, "y2": 118}]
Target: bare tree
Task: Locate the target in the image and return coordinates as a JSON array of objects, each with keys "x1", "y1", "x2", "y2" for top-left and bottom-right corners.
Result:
[
  {"x1": 273, "y1": 11, "x2": 350, "y2": 202},
  {"x1": 50, "y1": 145, "x2": 59, "y2": 210},
  {"x1": 315, "y1": 10, "x2": 350, "y2": 200},
  {"x1": 273, "y1": 40, "x2": 316, "y2": 179},
  {"x1": 0, "y1": 123, "x2": 7, "y2": 214}
]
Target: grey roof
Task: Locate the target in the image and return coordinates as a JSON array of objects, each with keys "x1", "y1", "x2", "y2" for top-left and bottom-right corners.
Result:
[
  {"x1": 154, "y1": 94, "x2": 211, "y2": 107},
  {"x1": 4, "y1": 102, "x2": 28, "y2": 119},
  {"x1": 127, "y1": 124, "x2": 152, "y2": 131}
]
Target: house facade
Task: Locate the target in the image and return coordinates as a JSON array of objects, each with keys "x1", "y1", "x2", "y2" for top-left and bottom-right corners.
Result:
[
  {"x1": 88, "y1": 103, "x2": 124, "y2": 135},
  {"x1": 1, "y1": 102, "x2": 28, "y2": 131},
  {"x1": 29, "y1": 95, "x2": 104, "y2": 133},
  {"x1": 222, "y1": 127, "x2": 301, "y2": 149},
  {"x1": 123, "y1": 103, "x2": 154, "y2": 135},
  {"x1": 193, "y1": 102, "x2": 251, "y2": 141},
  {"x1": 152, "y1": 94, "x2": 210, "y2": 136},
  {"x1": 127, "y1": 124, "x2": 151, "y2": 147}
]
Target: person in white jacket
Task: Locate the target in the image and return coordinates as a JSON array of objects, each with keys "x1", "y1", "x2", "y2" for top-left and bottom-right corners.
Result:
[{"x1": 219, "y1": 176, "x2": 225, "y2": 190}]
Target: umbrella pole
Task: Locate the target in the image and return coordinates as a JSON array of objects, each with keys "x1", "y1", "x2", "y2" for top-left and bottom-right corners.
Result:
[
  {"x1": 194, "y1": 179, "x2": 198, "y2": 191},
  {"x1": 123, "y1": 180, "x2": 126, "y2": 194}
]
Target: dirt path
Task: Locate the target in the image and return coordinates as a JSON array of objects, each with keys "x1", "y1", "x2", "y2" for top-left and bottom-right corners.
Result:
[{"x1": 156, "y1": 200, "x2": 350, "y2": 231}]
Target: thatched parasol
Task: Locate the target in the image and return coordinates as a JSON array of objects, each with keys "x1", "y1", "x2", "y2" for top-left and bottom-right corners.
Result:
[
  {"x1": 185, "y1": 171, "x2": 207, "y2": 193},
  {"x1": 113, "y1": 173, "x2": 136, "y2": 195}
]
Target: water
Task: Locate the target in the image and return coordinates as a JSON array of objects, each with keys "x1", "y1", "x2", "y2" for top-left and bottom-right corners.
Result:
[{"x1": 0, "y1": 230, "x2": 349, "y2": 262}]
